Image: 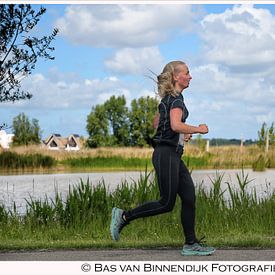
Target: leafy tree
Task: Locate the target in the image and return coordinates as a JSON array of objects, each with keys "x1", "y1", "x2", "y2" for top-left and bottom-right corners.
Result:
[
  {"x1": 12, "y1": 112, "x2": 41, "y2": 145},
  {"x1": 257, "y1": 122, "x2": 275, "y2": 148},
  {"x1": 129, "y1": 96, "x2": 159, "y2": 147},
  {"x1": 86, "y1": 104, "x2": 110, "y2": 148},
  {"x1": 104, "y1": 95, "x2": 130, "y2": 146},
  {"x1": 0, "y1": 4, "x2": 58, "y2": 102},
  {"x1": 257, "y1": 122, "x2": 267, "y2": 148},
  {"x1": 269, "y1": 122, "x2": 275, "y2": 146},
  {"x1": 86, "y1": 95, "x2": 159, "y2": 148}
]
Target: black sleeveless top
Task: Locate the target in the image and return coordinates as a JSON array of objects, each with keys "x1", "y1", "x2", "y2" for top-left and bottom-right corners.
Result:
[{"x1": 153, "y1": 93, "x2": 189, "y2": 146}]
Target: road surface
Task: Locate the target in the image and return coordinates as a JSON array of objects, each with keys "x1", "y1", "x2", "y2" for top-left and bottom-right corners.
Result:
[{"x1": 0, "y1": 248, "x2": 274, "y2": 261}]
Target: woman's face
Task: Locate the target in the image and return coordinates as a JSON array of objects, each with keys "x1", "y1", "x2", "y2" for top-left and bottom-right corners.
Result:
[{"x1": 174, "y1": 64, "x2": 192, "y2": 91}]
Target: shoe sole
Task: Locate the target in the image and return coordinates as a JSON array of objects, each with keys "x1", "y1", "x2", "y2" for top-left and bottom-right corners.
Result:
[
  {"x1": 110, "y1": 207, "x2": 119, "y2": 241},
  {"x1": 181, "y1": 249, "x2": 216, "y2": 256}
]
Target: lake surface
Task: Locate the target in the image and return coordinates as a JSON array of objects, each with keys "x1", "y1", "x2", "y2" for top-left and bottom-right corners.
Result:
[{"x1": 0, "y1": 169, "x2": 274, "y2": 215}]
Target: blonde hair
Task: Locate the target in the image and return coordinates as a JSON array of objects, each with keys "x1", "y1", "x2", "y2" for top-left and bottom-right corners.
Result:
[{"x1": 157, "y1": 61, "x2": 186, "y2": 99}]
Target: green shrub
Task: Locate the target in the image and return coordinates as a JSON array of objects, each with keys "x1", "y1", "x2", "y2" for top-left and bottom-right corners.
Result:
[
  {"x1": 252, "y1": 154, "x2": 266, "y2": 171},
  {"x1": 0, "y1": 151, "x2": 55, "y2": 169}
]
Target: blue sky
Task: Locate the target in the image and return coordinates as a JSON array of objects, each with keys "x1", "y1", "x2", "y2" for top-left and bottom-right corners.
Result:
[{"x1": 1, "y1": 3, "x2": 275, "y2": 141}]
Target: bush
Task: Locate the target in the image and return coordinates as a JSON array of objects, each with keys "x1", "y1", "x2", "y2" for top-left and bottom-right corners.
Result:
[
  {"x1": 252, "y1": 155, "x2": 266, "y2": 171},
  {"x1": 0, "y1": 151, "x2": 55, "y2": 169}
]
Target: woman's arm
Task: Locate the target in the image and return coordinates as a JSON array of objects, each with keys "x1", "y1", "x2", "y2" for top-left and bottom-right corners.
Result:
[{"x1": 170, "y1": 108, "x2": 208, "y2": 134}]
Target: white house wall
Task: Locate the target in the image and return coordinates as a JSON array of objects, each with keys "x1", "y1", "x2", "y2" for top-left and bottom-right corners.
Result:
[{"x1": 0, "y1": 130, "x2": 14, "y2": 149}]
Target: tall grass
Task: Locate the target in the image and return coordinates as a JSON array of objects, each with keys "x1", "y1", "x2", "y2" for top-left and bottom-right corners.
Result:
[
  {"x1": 0, "y1": 151, "x2": 55, "y2": 170},
  {"x1": 61, "y1": 156, "x2": 152, "y2": 170},
  {"x1": 196, "y1": 171, "x2": 275, "y2": 239},
  {"x1": 207, "y1": 145, "x2": 275, "y2": 170},
  {"x1": 0, "y1": 170, "x2": 274, "y2": 249},
  {"x1": 9, "y1": 145, "x2": 154, "y2": 160},
  {"x1": 5, "y1": 144, "x2": 275, "y2": 171},
  {"x1": 61, "y1": 155, "x2": 211, "y2": 170}
]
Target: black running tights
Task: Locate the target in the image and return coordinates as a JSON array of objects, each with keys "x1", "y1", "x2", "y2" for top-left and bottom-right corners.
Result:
[{"x1": 124, "y1": 145, "x2": 197, "y2": 244}]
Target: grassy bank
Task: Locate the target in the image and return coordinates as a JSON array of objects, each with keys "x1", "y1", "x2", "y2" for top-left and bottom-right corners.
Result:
[
  {"x1": 60, "y1": 155, "x2": 211, "y2": 170},
  {"x1": 0, "y1": 151, "x2": 56, "y2": 170},
  {"x1": 0, "y1": 170, "x2": 274, "y2": 250},
  {"x1": 1, "y1": 144, "x2": 274, "y2": 172}
]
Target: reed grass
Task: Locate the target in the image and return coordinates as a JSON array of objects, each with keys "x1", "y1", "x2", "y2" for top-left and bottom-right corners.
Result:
[
  {"x1": 207, "y1": 145, "x2": 275, "y2": 170},
  {"x1": 0, "y1": 151, "x2": 55, "y2": 170},
  {"x1": 60, "y1": 155, "x2": 211, "y2": 170},
  {"x1": 0, "y1": 169, "x2": 274, "y2": 249},
  {"x1": 61, "y1": 156, "x2": 152, "y2": 170},
  {"x1": 5, "y1": 144, "x2": 275, "y2": 171},
  {"x1": 9, "y1": 145, "x2": 154, "y2": 160}
]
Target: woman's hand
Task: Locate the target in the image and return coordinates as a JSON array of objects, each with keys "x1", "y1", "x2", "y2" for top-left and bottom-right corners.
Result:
[
  {"x1": 198, "y1": 124, "x2": 209, "y2": 134},
  {"x1": 170, "y1": 108, "x2": 209, "y2": 135},
  {"x1": 184, "y1": 134, "x2": 192, "y2": 142}
]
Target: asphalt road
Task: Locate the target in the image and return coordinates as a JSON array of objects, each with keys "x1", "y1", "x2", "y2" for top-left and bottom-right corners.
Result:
[{"x1": 0, "y1": 248, "x2": 274, "y2": 261}]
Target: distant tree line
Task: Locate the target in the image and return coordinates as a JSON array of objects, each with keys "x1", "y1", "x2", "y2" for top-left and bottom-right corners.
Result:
[
  {"x1": 207, "y1": 138, "x2": 257, "y2": 146},
  {"x1": 86, "y1": 95, "x2": 159, "y2": 148},
  {"x1": 194, "y1": 122, "x2": 274, "y2": 147},
  {"x1": 6, "y1": 98, "x2": 274, "y2": 150}
]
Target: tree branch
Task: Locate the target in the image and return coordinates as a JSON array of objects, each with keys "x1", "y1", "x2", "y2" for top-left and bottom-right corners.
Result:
[{"x1": 0, "y1": 9, "x2": 22, "y2": 66}]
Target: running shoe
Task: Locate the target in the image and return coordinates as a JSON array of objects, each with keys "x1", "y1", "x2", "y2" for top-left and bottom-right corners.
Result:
[
  {"x1": 110, "y1": 207, "x2": 128, "y2": 241},
  {"x1": 181, "y1": 237, "x2": 215, "y2": 256}
]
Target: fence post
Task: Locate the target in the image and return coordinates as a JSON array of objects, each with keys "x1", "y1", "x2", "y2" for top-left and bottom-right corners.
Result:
[
  {"x1": 265, "y1": 132, "x2": 269, "y2": 154},
  {"x1": 206, "y1": 139, "x2": 210, "y2": 152},
  {"x1": 240, "y1": 134, "x2": 244, "y2": 153}
]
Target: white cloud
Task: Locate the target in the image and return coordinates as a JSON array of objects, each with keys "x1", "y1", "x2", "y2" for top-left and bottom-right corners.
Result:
[
  {"x1": 191, "y1": 63, "x2": 275, "y2": 106},
  {"x1": 4, "y1": 4, "x2": 275, "y2": 140},
  {"x1": 138, "y1": 89, "x2": 157, "y2": 99},
  {"x1": 56, "y1": 4, "x2": 194, "y2": 48},
  {"x1": 1, "y1": 70, "x2": 155, "y2": 111},
  {"x1": 105, "y1": 47, "x2": 164, "y2": 75},
  {"x1": 108, "y1": 76, "x2": 119, "y2": 82},
  {"x1": 184, "y1": 61, "x2": 275, "y2": 139},
  {"x1": 32, "y1": 74, "x2": 45, "y2": 83},
  {"x1": 256, "y1": 112, "x2": 273, "y2": 124},
  {"x1": 188, "y1": 4, "x2": 275, "y2": 137},
  {"x1": 200, "y1": 5, "x2": 275, "y2": 69},
  {"x1": 0, "y1": 70, "x2": 157, "y2": 137}
]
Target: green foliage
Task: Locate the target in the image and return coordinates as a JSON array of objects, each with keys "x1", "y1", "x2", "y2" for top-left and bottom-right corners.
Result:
[
  {"x1": 0, "y1": 205, "x2": 8, "y2": 224},
  {"x1": 25, "y1": 196, "x2": 57, "y2": 227},
  {"x1": 0, "y1": 4, "x2": 58, "y2": 102},
  {"x1": 12, "y1": 112, "x2": 42, "y2": 145},
  {"x1": 104, "y1": 95, "x2": 130, "y2": 146},
  {"x1": 258, "y1": 122, "x2": 267, "y2": 148},
  {"x1": 269, "y1": 122, "x2": 275, "y2": 145},
  {"x1": 61, "y1": 156, "x2": 151, "y2": 170},
  {"x1": 62, "y1": 179, "x2": 110, "y2": 228},
  {"x1": 252, "y1": 154, "x2": 266, "y2": 171},
  {"x1": 195, "y1": 134, "x2": 207, "y2": 151},
  {"x1": 86, "y1": 104, "x2": 110, "y2": 148},
  {"x1": 183, "y1": 154, "x2": 211, "y2": 169},
  {"x1": 86, "y1": 95, "x2": 158, "y2": 147},
  {"x1": 196, "y1": 171, "x2": 275, "y2": 237},
  {"x1": 257, "y1": 122, "x2": 275, "y2": 148},
  {"x1": 129, "y1": 96, "x2": 159, "y2": 147},
  {"x1": 0, "y1": 151, "x2": 55, "y2": 169}
]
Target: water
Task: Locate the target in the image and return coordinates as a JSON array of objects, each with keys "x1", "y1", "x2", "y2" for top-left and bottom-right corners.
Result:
[{"x1": 0, "y1": 169, "x2": 274, "y2": 215}]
